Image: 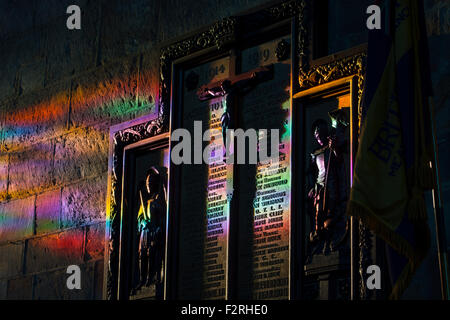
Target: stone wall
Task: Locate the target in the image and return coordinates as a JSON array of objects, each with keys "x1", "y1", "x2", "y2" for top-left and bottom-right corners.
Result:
[
  {"x1": 0, "y1": 0, "x2": 269, "y2": 300},
  {"x1": 0, "y1": 0, "x2": 448, "y2": 300}
]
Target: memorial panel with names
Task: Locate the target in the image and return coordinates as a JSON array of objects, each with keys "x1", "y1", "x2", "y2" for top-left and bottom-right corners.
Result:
[
  {"x1": 177, "y1": 57, "x2": 231, "y2": 299},
  {"x1": 237, "y1": 36, "x2": 292, "y2": 299}
]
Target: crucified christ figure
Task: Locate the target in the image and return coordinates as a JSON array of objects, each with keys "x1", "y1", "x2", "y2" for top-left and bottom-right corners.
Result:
[{"x1": 197, "y1": 65, "x2": 273, "y2": 158}]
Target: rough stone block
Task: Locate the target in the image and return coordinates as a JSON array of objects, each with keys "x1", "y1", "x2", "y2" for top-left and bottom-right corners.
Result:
[
  {"x1": 6, "y1": 26, "x2": 47, "y2": 86},
  {"x1": 33, "y1": 264, "x2": 94, "y2": 300},
  {"x1": 34, "y1": 0, "x2": 90, "y2": 29},
  {"x1": 25, "y1": 229, "x2": 84, "y2": 274},
  {"x1": 85, "y1": 222, "x2": 105, "y2": 261},
  {"x1": 6, "y1": 276, "x2": 33, "y2": 300},
  {"x1": 327, "y1": 0, "x2": 372, "y2": 53},
  {"x1": 157, "y1": 0, "x2": 214, "y2": 43},
  {"x1": 138, "y1": 50, "x2": 160, "y2": 116},
  {"x1": 36, "y1": 188, "x2": 61, "y2": 235},
  {"x1": 70, "y1": 57, "x2": 153, "y2": 129},
  {"x1": 0, "y1": 1, "x2": 35, "y2": 41},
  {"x1": 19, "y1": 59, "x2": 47, "y2": 94},
  {"x1": 61, "y1": 176, "x2": 107, "y2": 228},
  {"x1": 99, "y1": 1, "x2": 160, "y2": 62},
  {"x1": 53, "y1": 127, "x2": 108, "y2": 186},
  {"x1": 44, "y1": 2, "x2": 100, "y2": 84},
  {"x1": 0, "y1": 197, "x2": 34, "y2": 242},
  {"x1": 0, "y1": 57, "x2": 16, "y2": 100},
  {"x1": 0, "y1": 242, "x2": 24, "y2": 279},
  {"x1": 155, "y1": 0, "x2": 268, "y2": 44},
  {"x1": 8, "y1": 141, "x2": 54, "y2": 198},
  {"x1": 2, "y1": 81, "x2": 70, "y2": 149},
  {"x1": 0, "y1": 153, "x2": 8, "y2": 201}
]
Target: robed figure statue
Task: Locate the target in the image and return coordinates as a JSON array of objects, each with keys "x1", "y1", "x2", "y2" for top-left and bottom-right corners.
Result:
[
  {"x1": 135, "y1": 166, "x2": 167, "y2": 290},
  {"x1": 306, "y1": 109, "x2": 349, "y2": 260}
]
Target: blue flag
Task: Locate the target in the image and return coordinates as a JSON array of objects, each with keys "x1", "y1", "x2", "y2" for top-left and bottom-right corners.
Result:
[{"x1": 347, "y1": 0, "x2": 433, "y2": 299}]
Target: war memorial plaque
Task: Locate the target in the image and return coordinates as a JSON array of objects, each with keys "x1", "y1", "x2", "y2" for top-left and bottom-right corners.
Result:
[
  {"x1": 173, "y1": 34, "x2": 293, "y2": 299},
  {"x1": 177, "y1": 57, "x2": 232, "y2": 299},
  {"x1": 237, "y1": 36, "x2": 292, "y2": 299}
]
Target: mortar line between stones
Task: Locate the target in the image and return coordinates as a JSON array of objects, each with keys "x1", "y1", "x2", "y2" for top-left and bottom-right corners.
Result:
[
  {"x1": 0, "y1": 39, "x2": 156, "y2": 107},
  {"x1": 43, "y1": 19, "x2": 50, "y2": 89},
  {"x1": 82, "y1": 225, "x2": 88, "y2": 262},
  {"x1": 0, "y1": 105, "x2": 5, "y2": 151},
  {"x1": 3, "y1": 125, "x2": 96, "y2": 154},
  {"x1": 2, "y1": 170, "x2": 108, "y2": 204},
  {"x1": 59, "y1": 186, "x2": 63, "y2": 230},
  {"x1": 22, "y1": 239, "x2": 28, "y2": 275},
  {"x1": 6, "y1": 153, "x2": 10, "y2": 200},
  {"x1": 31, "y1": 274, "x2": 36, "y2": 299},
  {"x1": 67, "y1": 79, "x2": 73, "y2": 130},
  {"x1": 0, "y1": 220, "x2": 106, "y2": 247},
  {"x1": 33, "y1": 194, "x2": 37, "y2": 236},
  {"x1": 136, "y1": 53, "x2": 142, "y2": 107}
]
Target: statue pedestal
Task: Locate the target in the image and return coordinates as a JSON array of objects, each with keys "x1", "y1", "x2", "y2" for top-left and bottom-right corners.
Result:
[
  {"x1": 304, "y1": 247, "x2": 350, "y2": 300},
  {"x1": 129, "y1": 281, "x2": 164, "y2": 300},
  {"x1": 130, "y1": 285, "x2": 156, "y2": 300}
]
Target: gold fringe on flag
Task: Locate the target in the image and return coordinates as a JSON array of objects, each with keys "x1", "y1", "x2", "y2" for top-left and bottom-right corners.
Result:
[{"x1": 347, "y1": 200, "x2": 430, "y2": 300}]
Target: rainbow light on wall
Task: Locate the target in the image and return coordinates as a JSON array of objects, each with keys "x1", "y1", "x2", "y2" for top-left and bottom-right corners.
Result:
[{"x1": 1, "y1": 68, "x2": 160, "y2": 265}]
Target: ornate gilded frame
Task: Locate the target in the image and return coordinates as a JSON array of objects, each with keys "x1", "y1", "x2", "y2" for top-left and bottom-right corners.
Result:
[
  {"x1": 294, "y1": 49, "x2": 367, "y2": 300},
  {"x1": 158, "y1": 0, "x2": 308, "y2": 300},
  {"x1": 103, "y1": 0, "x2": 374, "y2": 301},
  {"x1": 103, "y1": 114, "x2": 168, "y2": 300}
]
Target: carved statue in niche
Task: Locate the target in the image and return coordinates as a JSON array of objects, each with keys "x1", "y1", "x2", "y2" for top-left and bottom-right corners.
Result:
[
  {"x1": 134, "y1": 166, "x2": 167, "y2": 291},
  {"x1": 306, "y1": 109, "x2": 349, "y2": 261}
]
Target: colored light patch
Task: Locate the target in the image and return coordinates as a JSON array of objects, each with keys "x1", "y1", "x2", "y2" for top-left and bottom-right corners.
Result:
[
  {"x1": 0, "y1": 198, "x2": 35, "y2": 242},
  {"x1": 2, "y1": 75, "x2": 159, "y2": 151},
  {"x1": 70, "y1": 77, "x2": 158, "y2": 124},
  {"x1": 202, "y1": 97, "x2": 230, "y2": 299},
  {"x1": 251, "y1": 96, "x2": 291, "y2": 300},
  {"x1": 4, "y1": 92, "x2": 69, "y2": 127},
  {"x1": 1, "y1": 73, "x2": 159, "y2": 260}
]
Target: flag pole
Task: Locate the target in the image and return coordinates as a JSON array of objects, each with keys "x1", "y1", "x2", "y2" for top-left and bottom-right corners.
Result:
[{"x1": 428, "y1": 97, "x2": 450, "y2": 300}]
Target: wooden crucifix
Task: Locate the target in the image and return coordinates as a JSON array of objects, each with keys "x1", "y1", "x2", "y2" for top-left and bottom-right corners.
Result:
[{"x1": 196, "y1": 65, "x2": 274, "y2": 157}]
